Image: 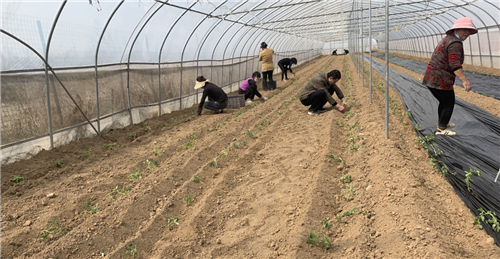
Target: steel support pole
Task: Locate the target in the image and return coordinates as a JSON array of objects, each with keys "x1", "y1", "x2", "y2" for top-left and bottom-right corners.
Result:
[
  {"x1": 43, "y1": 0, "x2": 67, "y2": 149},
  {"x1": 95, "y1": 1, "x2": 123, "y2": 131},
  {"x1": 384, "y1": 0, "x2": 389, "y2": 139},
  {"x1": 361, "y1": 0, "x2": 364, "y2": 88},
  {"x1": 369, "y1": 0, "x2": 372, "y2": 103}
]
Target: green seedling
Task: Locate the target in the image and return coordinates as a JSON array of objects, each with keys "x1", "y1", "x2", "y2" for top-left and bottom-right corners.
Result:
[
  {"x1": 128, "y1": 131, "x2": 136, "y2": 140},
  {"x1": 465, "y1": 168, "x2": 482, "y2": 193},
  {"x1": 335, "y1": 121, "x2": 344, "y2": 127},
  {"x1": 346, "y1": 111, "x2": 354, "y2": 118},
  {"x1": 246, "y1": 129, "x2": 258, "y2": 139},
  {"x1": 167, "y1": 216, "x2": 179, "y2": 230},
  {"x1": 256, "y1": 124, "x2": 263, "y2": 131},
  {"x1": 329, "y1": 154, "x2": 343, "y2": 164},
  {"x1": 176, "y1": 139, "x2": 193, "y2": 152},
  {"x1": 184, "y1": 195, "x2": 192, "y2": 204},
  {"x1": 306, "y1": 220, "x2": 331, "y2": 249},
  {"x1": 128, "y1": 168, "x2": 142, "y2": 182},
  {"x1": 143, "y1": 159, "x2": 158, "y2": 170},
  {"x1": 37, "y1": 221, "x2": 65, "y2": 242},
  {"x1": 340, "y1": 174, "x2": 352, "y2": 183},
  {"x1": 233, "y1": 139, "x2": 246, "y2": 149},
  {"x1": 9, "y1": 176, "x2": 24, "y2": 183},
  {"x1": 164, "y1": 122, "x2": 170, "y2": 127},
  {"x1": 106, "y1": 186, "x2": 130, "y2": 199},
  {"x1": 125, "y1": 242, "x2": 138, "y2": 259},
  {"x1": 191, "y1": 109, "x2": 196, "y2": 114},
  {"x1": 261, "y1": 118, "x2": 271, "y2": 126},
  {"x1": 188, "y1": 132, "x2": 195, "y2": 140},
  {"x1": 153, "y1": 141, "x2": 166, "y2": 157},
  {"x1": 209, "y1": 157, "x2": 218, "y2": 168},
  {"x1": 191, "y1": 175, "x2": 203, "y2": 183},
  {"x1": 55, "y1": 161, "x2": 64, "y2": 168},
  {"x1": 348, "y1": 144, "x2": 361, "y2": 151},
  {"x1": 474, "y1": 208, "x2": 500, "y2": 232},
  {"x1": 171, "y1": 117, "x2": 178, "y2": 122},
  {"x1": 349, "y1": 101, "x2": 357, "y2": 107},
  {"x1": 103, "y1": 143, "x2": 117, "y2": 149},
  {"x1": 342, "y1": 184, "x2": 358, "y2": 201},
  {"x1": 142, "y1": 122, "x2": 151, "y2": 132},
  {"x1": 81, "y1": 199, "x2": 100, "y2": 215},
  {"x1": 346, "y1": 122, "x2": 359, "y2": 130},
  {"x1": 83, "y1": 151, "x2": 93, "y2": 159},
  {"x1": 337, "y1": 208, "x2": 363, "y2": 223}
]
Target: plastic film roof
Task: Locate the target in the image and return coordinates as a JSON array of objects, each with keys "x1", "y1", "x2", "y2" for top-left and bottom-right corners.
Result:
[{"x1": 2, "y1": 0, "x2": 499, "y2": 71}]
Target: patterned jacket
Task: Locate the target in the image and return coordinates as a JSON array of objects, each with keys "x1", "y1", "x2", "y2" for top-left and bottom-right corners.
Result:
[{"x1": 422, "y1": 34, "x2": 464, "y2": 91}]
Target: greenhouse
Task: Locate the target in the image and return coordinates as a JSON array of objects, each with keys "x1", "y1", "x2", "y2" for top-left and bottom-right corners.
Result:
[{"x1": 1, "y1": 0, "x2": 499, "y2": 258}]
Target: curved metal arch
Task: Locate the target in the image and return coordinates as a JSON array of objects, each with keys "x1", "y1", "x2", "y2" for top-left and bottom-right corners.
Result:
[
  {"x1": 124, "y1": 2, "x2": 162, "y2": 124},
  {"x1": 209, "y1": 1, "x2": 268, "y2": 85},
  {"x1": 219, "y1": 0, "x2": 282, "y2": 88},
  {"x1": 44, "y1": 0, "x2": 67, "y2": 149},
  {"x1": 179, "y1": 0, "x2": 229, "y2": 109},
  {"x1": 157, "y1": 1, "x2": 198, "y2": 116},
  {"x1": 1, "y1": 29, "x2": 100, "y2": 141},
  {"x1": 194, "y1": 1, "x2": 251, "y2": 101},
  {"x1": 223, "y1": 0, "x2": 289, "y2": 86},
  {"x1": 463, "y1": 1, "x2": 498, "y2": 67},
  {"x1": 94, "y1": 0, "x2": 124, "y2": 133}
]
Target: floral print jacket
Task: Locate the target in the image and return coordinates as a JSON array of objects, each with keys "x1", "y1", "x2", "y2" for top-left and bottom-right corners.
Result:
[{"x1": 422, "y1": 34, "x2": 464, "y2": 91}]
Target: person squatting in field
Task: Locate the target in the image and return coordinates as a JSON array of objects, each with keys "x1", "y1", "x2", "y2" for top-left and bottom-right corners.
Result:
[
  {"x1": 300, "y1": 69, "x2": 346, "y2": 115},
  {"x1": 195, "y1": 76, "x2": 228, "y2": 115},
  {"x1": 239, "y1": 71, "x2": 268, "y2": 104}
]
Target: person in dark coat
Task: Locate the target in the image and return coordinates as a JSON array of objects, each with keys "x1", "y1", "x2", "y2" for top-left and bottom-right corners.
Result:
[
  {"x1": 195, "y1": 76, "x2": 228, "y2": 115},
  {"x1": 344, "y1": 49, "x2": 349, "y2": 54},
  {"x1": 239, "y1": 71, "x2": 268, "y2": 104},
  {"x1": 422, "y1": 17, "x2": 476, "y2": 136},
  {"x1": 277, "y1": 57, "x2": 297, "y2": 82},
  {"x1": 332, "y1": 49, "x2": 337, "y2": 55}
]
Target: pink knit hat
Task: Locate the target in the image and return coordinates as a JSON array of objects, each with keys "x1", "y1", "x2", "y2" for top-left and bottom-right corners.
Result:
[{"x1": 446, "y1": 17, "x2": 478, "y2": 35}]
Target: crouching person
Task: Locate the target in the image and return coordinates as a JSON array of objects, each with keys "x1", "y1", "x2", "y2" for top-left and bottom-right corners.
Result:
[
  {"x1": 195, "y1": 76, "x2": 228, "y2": 115},
  {"x1": 300, "y1": 69, "x2": 346, "y2": 115},
  {"x1": 239, "y1": 72, "x2": 268, "y2": 104}
]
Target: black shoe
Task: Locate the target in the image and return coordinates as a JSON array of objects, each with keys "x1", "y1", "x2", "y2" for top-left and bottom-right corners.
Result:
[
  {"x1": 317, "y1": 108, "x2": 327, "y2": 113},
  {"x1": 308, "y1": 109, "x2": 320, "y2": 115},
  {"x1": 219, "y1": 109, "x2": 224, "y2": 114}
]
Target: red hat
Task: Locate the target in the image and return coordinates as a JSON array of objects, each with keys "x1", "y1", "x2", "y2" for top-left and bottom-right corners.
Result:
[{"x1": 446, "y1": 17, "x2": 478, "y2": 35}]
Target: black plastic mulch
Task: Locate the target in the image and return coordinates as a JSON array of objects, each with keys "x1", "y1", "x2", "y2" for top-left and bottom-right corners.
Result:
[
  {"x1": 361, "y1": 55, "x2": 500, "y2": 246},
  {"x1": 370, "y1": 52, "x2": 500, "y2": 100}
]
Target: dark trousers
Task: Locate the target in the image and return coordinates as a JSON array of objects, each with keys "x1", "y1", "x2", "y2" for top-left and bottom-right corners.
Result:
[
  {"x1": 262, "y1": 71, "x2": 273, "y2": 86},
  {"x1": 238, "y1": 86, "x2": 262, "y2": 100},
  {"x1": 300, "y1": 90, "x2": 328, "y2": 112},
  {"x1": 204, "y1": 96, "x2": 228, "y2": 111},
  {"x1": 278, "y1": 63, "x2": 288, "y2": 80},
  {"x1": 428, "y1": 87, "x2": 455, "y2": 130}
]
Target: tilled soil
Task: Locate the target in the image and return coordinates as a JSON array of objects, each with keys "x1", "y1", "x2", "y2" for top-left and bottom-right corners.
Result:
[{"x1": 2, "y1": 55, "x2": 500, "y2": 259}]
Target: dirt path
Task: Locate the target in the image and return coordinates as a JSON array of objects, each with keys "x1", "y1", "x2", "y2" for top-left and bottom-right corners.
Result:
[{"x1": 2, "y1": 55, "x2": 499, "y2": 259}]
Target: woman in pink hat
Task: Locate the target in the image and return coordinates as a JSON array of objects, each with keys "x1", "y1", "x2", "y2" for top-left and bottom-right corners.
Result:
[{"x1": 422, "y1": 17, "x2": 477, "y2": 136}]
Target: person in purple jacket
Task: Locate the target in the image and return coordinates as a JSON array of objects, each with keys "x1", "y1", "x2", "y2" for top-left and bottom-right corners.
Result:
[{"x1": 239, "y1": 72, "x2": 268, "y2": 104}]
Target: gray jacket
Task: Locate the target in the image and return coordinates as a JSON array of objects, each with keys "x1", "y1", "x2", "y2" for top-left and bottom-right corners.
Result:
[{"x1": 300, "y1": 73, "x2": 344, "y2": 106}]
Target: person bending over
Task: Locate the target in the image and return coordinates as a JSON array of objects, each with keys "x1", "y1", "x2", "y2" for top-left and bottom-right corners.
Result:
[
  {"x1": 239, "y1": 71, "x2": 268, "y2": 104},
  {"x1": 300, "y1": 69, "x2": 346, "y2": 115},
  {"x1": 195, "y1": 76, "x2": 228, "y2": 115},
  {"x1": 278, "y1": 57, "x2": 297, "y2": 82}
]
